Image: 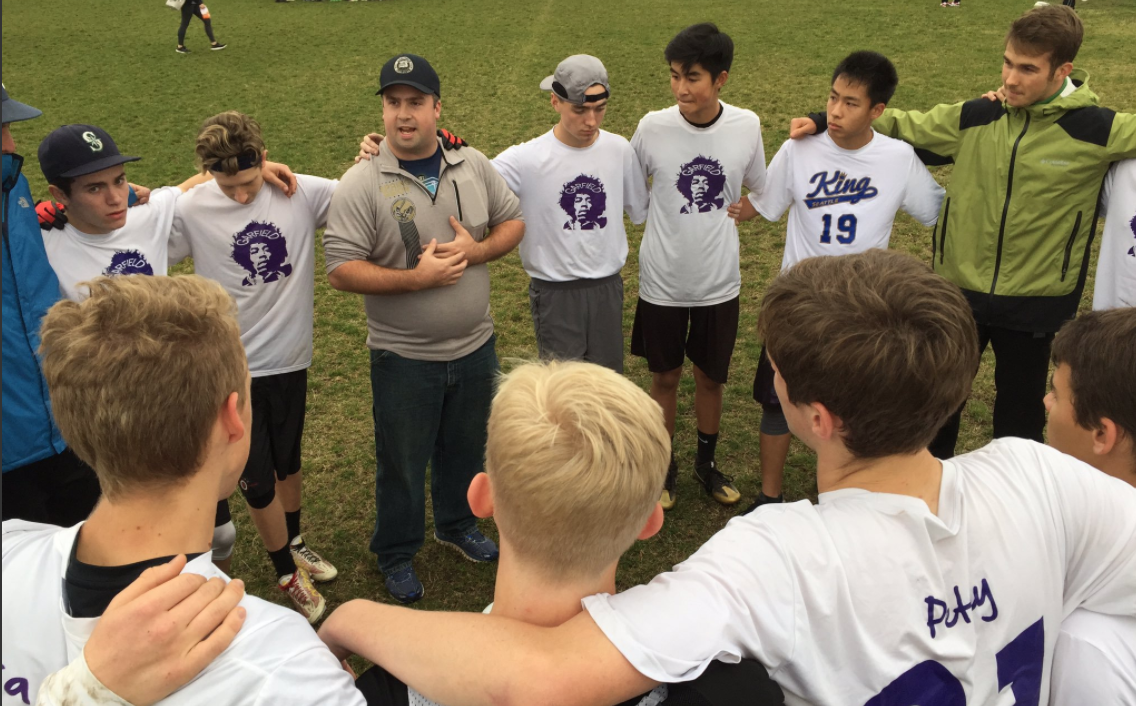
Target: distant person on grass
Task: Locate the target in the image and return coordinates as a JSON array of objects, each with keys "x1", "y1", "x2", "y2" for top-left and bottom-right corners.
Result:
[
  {"x1": 1043, "y1": 308, "x2": 1136, "y2": 705},
  {"x1": 176, "y1": 0, "x2": 226, "y2": 54},
  {"x1": 323, "y1": 53, "x2": 525, "y2": 604},
  {"x1": 282, "y1": 250, "x2": 1133, "y2": 706},
  {"x1": 631, "y1": 23, "x2": 767, "y2": 511},
  {"x1": 170, "y1": 111, "x2": 340, "y2": 623},
  {"x1": 793, "y1": 4, "x2": 1136, "y2": 459},
  {"x1": 728, "y1": 51, "x2": 944, "y2": 514},
  {"x1": 321, "y1": 360, "x2": 786, "y2": 706},
  {"x1": 360, "y1": 55, "x2": 645, "y2": 374},
  {"x1": 1, "y1": 274, "x2": 365, "y2": 706}
]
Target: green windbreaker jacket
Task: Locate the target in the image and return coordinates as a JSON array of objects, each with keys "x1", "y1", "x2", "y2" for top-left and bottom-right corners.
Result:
[{"x1": 872, "y1": 70, "x2": 1136, "y2": 332}]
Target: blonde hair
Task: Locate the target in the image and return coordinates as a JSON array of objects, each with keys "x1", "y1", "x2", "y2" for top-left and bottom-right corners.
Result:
[
  {"x1": 486, "y1": 361, "x2": 670, "y2": 581},
  {"x1": 39, "y1": 275, "x2": 247, "y2": 500},
  {"x1": 195, "y1": 111, "x2": 266, "y2": 175}
]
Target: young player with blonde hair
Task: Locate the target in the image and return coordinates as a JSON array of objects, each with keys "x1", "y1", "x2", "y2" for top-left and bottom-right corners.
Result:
[
  {"x1": 170, "y1": 110, "x2": 339, "y2": 623},
  {"x1": 320, "y1": 359, "x2": 783, "y2": 706},
  {"x1": 0, "y1": 275, "x2": 364, "y2": 705}
]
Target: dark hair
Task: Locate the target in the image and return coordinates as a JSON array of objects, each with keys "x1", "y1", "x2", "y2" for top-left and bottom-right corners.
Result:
[
  {"x1": 664, "y1": 23, "x2": 733, "y2": 79},
  {"x1": 832, "y1": 51, "x2": 899, "y2": 107},
  {"x1": 1051, "y1": 308, "x2": 1136, "y2": 451},
  {"x1": 1006, "y1": 4, "x2": 1083, "y2": 73},
  {"x1": 50, "y1": 176, "x2": 75, "y2": 197},
  {"x1": 758, "y1": 250, "x2": 978, "y2": 459}
]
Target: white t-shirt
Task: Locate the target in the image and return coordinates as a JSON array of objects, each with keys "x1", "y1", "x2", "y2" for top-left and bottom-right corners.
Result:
[
  {"x1": 632, "y1": 103, "x2": 766, "y2": 306},
  {"x1": 42, "y1": 186, "x2": 180, "y2": 302},
  {"x1": 1, "y1": 520, "x2": 365, "y2": 706},
  {"x1": 492, "y1": 129, "x2": 647, "y2": 282},
  {"x1": 1049, "y1": 610, "x2": 1136, "y2": 705},
  {"x1": 582, "y1": 438, "x2": 1136, "y2": 706},
  {"x1": 749, "y1": 130, "x2": 944, "y2": 271},
  {"x1": 170, "y1": 175, "x2": 336, "y2": 377},
  {"x1": 1092, "y1": 160, "x2": 1136, "y2": 310}
]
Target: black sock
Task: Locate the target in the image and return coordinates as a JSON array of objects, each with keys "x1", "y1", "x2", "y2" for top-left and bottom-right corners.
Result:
[
  {"x1": 268, "y1": 545, "x2": 297, "y2": 579},
  {"x1": 285, "y1": 509, "x2": 302, "y2": 545},
  {"x1": 697, "y1": 430, "x2": 718, "y2": 465}
]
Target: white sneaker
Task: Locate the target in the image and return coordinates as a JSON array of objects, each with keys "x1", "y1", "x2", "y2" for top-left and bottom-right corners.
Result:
[
  {"x1": 279, "y1": 567, "x2": 326, "y2": 624},
  {"x1": 290, "y1": 535, "x2": 338, "y2": 582}
]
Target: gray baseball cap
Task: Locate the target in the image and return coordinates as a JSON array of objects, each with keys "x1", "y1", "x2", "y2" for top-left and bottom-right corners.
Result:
[
  {"x1": 2, "y1": 84, "x2": 42, "y2": 123},
  {"x1": 540, "y1": 55, "x2": 610, "y2": 105}
]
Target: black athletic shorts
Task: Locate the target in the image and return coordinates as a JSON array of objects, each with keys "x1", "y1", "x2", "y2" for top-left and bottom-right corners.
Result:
[
  {"x1": 752, "y1": 346, "x2": 782, "y2": 411},
  {"x1": 630, "y1": 296, "x2": 739, "y2": 385},
  {"x1": 238, "y1": 369, "x2": 307, "y2": 503}
]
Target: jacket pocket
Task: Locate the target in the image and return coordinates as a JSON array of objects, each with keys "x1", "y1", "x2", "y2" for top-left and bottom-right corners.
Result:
[
  {"x1": 937, "y1": 198, "x2": 950, "y2": 265},
  {"x1": 1060, "y1": 211, "x2": 1082, "y2": 282}
]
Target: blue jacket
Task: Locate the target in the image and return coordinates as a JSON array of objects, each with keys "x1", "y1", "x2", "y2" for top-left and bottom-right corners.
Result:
[{"x1": 3, "y1": 152, "x2": 66, "y2": 472}]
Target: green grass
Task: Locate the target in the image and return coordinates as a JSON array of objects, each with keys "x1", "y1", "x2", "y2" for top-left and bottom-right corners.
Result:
[{"x1": 4, "y1": 0, "x2": 1134, "y2": 625}]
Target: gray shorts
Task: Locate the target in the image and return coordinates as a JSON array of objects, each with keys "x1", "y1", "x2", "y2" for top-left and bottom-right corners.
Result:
[{"x1": 529, "y1": 273, "x2": 624, "y2": 374}]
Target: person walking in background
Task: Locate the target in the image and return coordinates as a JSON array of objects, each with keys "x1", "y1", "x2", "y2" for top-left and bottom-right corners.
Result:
[{"x1": 177, "y1": 0, "x2": 226, "y2": 55}]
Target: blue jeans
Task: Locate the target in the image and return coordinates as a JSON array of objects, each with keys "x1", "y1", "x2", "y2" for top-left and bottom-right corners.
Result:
[{"x1": 368, "y1": 335, "x2": 498, "y2": 574}]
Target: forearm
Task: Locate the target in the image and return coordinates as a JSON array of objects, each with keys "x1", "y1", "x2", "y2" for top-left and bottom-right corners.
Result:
[
  {"x1": 320, "y1": 600, "x2": 654, "y2": 706},
  {"x1": 472, "y1": 220, "x2": 524, "y2": 265},
  {"x1": 36, "y1": 655, "x2": 133, "y2": 706},
  {"x1": 175, "y1": 171, "x2": 213, "y2": 193},
  {"x1": 327, "y1": 260, "x2": 424, "y2": 295}
]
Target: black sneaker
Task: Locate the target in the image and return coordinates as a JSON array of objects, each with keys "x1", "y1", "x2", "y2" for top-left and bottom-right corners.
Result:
[
  {"x1": 660, "y1": 458, "x2": 678, "y2": 510},
  {"x1": 739, "y1": 491, "x2": 783, "y2": 516},
  {"x1": 176, "y1": 45, "x2": 190, "y2": 54},
  {"x1": 694, "y1": 461, "x2": 741, "y2": 505},
  {"x1": 211, "y1": 42, "x2": 227, "y2": 51}
]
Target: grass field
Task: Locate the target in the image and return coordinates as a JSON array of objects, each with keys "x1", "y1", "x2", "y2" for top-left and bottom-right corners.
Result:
[{"x1": 4, "y1": 0, "x2": 1134, "y2": 626}]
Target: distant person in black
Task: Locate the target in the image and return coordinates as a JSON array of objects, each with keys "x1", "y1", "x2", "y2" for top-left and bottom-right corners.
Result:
[{"x1": 177, "y1": 0, "x2": 226, "y2": 54}]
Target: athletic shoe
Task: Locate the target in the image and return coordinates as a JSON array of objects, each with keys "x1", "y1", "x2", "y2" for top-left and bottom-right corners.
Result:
[
  {"x1": 434, "y1": 529, "x2": 499, "y2": 562},
  {"x1": 660, "y1": 458, "x2": 678, "y2": 511},
  {"x1": 694, "y1": 461, "x2": 741, "y2": 505},
  {"x1": 739, "y1": 491, "x2": 783, "y2": 517},
  {"x1": 278, "y1": 567, "x2": 326, "y2": 624},
  {"x1": 176, "y1": 46, "x2": 190, "y2": 54},
  {"x1": 211, "y1": 43, "x2": 227, "y2": 51},
  {"x1": 290, "y1": 535, "x2": 338, "y2": 582},
  {"x1": 384, "y1": 564, "x2": 424, "y2": 604}
]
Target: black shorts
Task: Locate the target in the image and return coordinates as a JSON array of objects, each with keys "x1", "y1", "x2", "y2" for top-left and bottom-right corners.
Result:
[
  {"x1": 630, "y1": 296, "x2": 739, "y2": 385},
  {"x1": 238, "y1": 369, "x2": 307, "y2": 503},
  {"x1": 752, "y1": 346, "x2": 782, "y2": 411}
]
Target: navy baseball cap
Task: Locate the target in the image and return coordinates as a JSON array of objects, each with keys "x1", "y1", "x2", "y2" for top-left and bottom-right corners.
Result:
[
  {"x1": 377, "y1": 54, "x2": 441, "y2": 98},
  {"x1": 2, "y1": 84, "x2": 42, "y2": 123},
  {"x1": 38, "y1": 125, "x2": 140, "y2": 183}
]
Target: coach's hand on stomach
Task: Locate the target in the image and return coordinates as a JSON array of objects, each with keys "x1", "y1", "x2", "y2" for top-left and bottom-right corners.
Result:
[
  {"x1": 84, "y1": 555, "x2": 247, "y2": 706},
  {"x1": 416, "y1": 238, "x2": 468, "y2": 288}
]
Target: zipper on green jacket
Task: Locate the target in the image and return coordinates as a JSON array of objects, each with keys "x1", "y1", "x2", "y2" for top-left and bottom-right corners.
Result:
[
  {"x1": 1060, "y1": 211, "x2": 1082, "y2": 282},
  {"x1": 991, "y1": 114, "x2": 1031, "y2": 297},
  {"x1": 937, "y1": 198, "x2": 950, "y2": 266}
]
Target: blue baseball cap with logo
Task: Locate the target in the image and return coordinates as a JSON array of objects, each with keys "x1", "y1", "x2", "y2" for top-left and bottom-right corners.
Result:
[
  {"x1": 37, "y1": 124, "x2": 140, "y2": 183},
  {"x1": 377, "y1": 54, "x2": 441, "y2": 98},
  {"x1": 2, "y1": 84, "x2": 43, "y2": 123}
]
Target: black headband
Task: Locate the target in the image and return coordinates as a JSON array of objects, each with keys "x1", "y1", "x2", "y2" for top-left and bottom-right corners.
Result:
[
  {"x1": 209, "y1": 151, "x2": 262, "y2": 173},
  {"x1": 553, "y1": 81, "x2": 610, "y2": 104}
]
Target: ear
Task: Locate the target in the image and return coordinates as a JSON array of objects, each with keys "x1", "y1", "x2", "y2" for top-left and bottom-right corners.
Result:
[
  {"x1": 715, "y1": 70, "x2": 729, "y2": 89},
  {"x1": 1091, "y1": 418, "x2": 1121, "y2": 457},
  {"x1": 260, "y1": 149, "x2": 268, "y2": 165},
  {"x1": 870, "y1": 102, "x2": 887, "y2": 120},
  {"x1": 48, "y1": 184, "x2": 70, "y2": 206},
  {"x1": 220, "y1": 391, "x2": 247, "y2": 444},
  {"x1": 808, "y1": 400, "x2": 841, "y2": 442},
  {"x1": 637, "y1": 502, "x2": 665, "y2": 540},
  {"x1": 1054, "y1": 62, "x2": 1074, "y2": 82},
  {"x1": 433, "y1": 98, "x2": 442, "y2": 119},
  {"x1": 467, "y1": 472, "x2": 494, "y2": 519}
]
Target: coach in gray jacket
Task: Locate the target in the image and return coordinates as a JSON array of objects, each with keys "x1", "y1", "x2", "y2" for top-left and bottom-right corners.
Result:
[{"x1": 323, "y1": 54, "x2": 524, "y2": 604}]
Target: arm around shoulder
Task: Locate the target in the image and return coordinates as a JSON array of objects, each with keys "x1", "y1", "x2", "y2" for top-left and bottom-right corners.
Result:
[
  {"x1": 1106, "y1": 111, "x2": 1136, "y2": 161},
  {"x1": 872, "y1": 101, "x2": 965, "y2": 159},
  {"x1": 318, "y1": 600, "x2": 655, "y2": 706}
]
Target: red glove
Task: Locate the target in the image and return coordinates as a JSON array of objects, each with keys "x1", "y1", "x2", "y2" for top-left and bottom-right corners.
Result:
[
  {"x1": 36, "y1": 200, "x2": 68, "y2": 231},
  {"x1": 437, "y1": 128, "x2": 468, "y2": 151}
]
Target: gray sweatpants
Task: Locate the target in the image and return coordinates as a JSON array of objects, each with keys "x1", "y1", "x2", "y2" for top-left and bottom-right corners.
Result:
[{"x1": 528, "y1": 273, "x2": 624, "y2": 374}]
